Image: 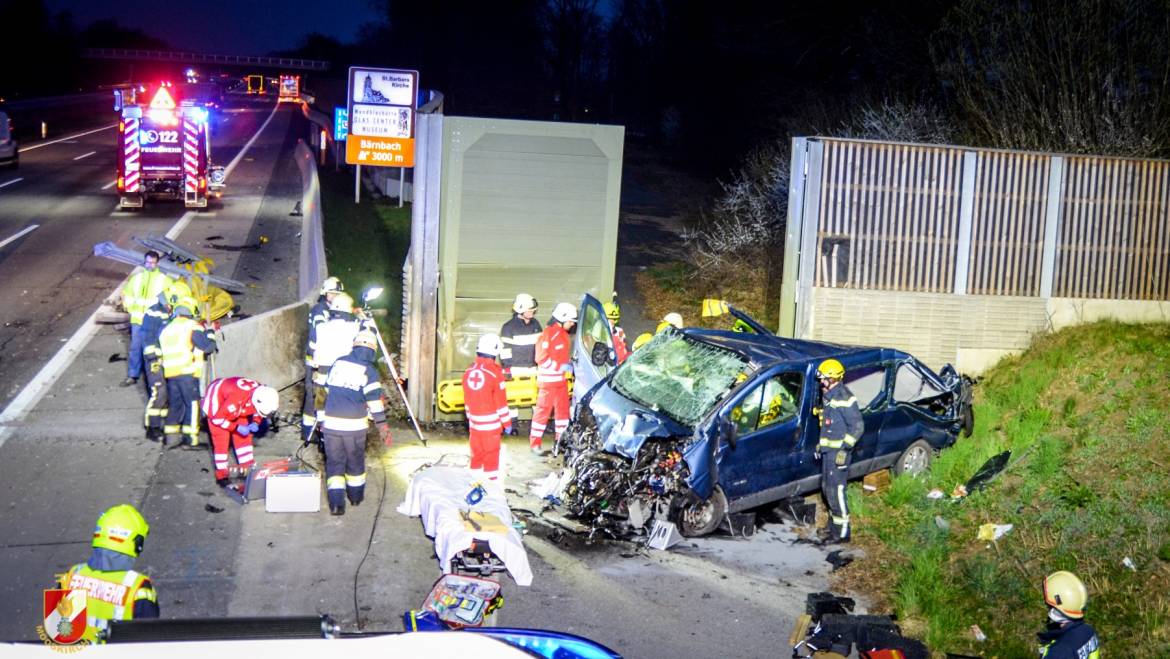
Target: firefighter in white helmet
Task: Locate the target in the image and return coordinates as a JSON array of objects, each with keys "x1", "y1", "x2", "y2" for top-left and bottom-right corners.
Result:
[
  {"x1": 320, "y1": 330, "x2": 389, "y2": 515},
  {"x1": 529, "y1": 302, "x2": 577, "y2": 455},
  {"x1": 302, "y1": 277, "x2": 344, "y2": 440},
  {"x1": 462, "y1": 334, "x2": 512, "y2": 481},
  {"x1": 499, "y1": 293, "x2": 541, "y2": 433},
  {"x1": 308, "y1": 292, "x2": 370, "y2": 438}
]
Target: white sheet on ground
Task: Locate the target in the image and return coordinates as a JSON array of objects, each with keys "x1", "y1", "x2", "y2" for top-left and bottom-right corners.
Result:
[{"x1": 397, "y1": 466, "x2": 533, "y2": 586}]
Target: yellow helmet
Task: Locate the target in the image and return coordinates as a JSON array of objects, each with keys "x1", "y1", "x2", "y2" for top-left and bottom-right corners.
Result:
[
  {"x1": 92, "y1": 505, "x2": 150, "y2": 558},
  {"x1": 603, "y1": 302, "x2": 620, "y2": 322},
  {"x1": 816, "y1": 358, "x2": 845, "y2": 380},
  {"x1": 1044, "y1": 571, "x2": 1088, "y2": 619},
  {"x1": 172, "y1": 296, "x2": 198, "y2": 316},
  {"x1": 632, "y1": 332, "x2": 653, "y2": 350},
  {"x1": 166, "y1": 279, "x2": 192, "y2": 305}
]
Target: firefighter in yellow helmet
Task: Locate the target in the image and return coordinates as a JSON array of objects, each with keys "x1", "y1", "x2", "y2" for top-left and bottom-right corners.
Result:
[
  {"x1": 603, "y1": 301, "x2": 630, "y2": 364},
  {"x1": 57, "y1": 505, "x2": 159, "y2": 642},
  {"x1": 632, "y1": 332, "x2": 654, "y2": 351},
  {"x1": 814, "y1": 358, "x2": 863, "y2": 544},
  {"x1": 119, "y1": 251, "x2": 174, "y2": 387},
  {"x1": 140, "y1": 279, "x2": 192, "y2": 442},
  {"x1": 159, "y1": 296, "x2": 218, "y2": 449},
  {"x1": 1038, "y1": 571, "x2": 1100, "y2": 658}
]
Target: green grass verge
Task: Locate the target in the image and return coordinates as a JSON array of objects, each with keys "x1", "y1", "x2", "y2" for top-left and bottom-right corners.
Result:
[
  {"x1": 844, "y1": 321, "x2": 1170, "y2": 656},
  {"x1": 317, "y1": 169, "x2": 411, "y2": 350}
]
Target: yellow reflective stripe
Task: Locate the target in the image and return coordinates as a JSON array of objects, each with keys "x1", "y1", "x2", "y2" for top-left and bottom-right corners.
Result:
[
  {"x1": 322, "y1": 415, "x2": 369, "y2": 431},
  {"x1": 843, "y1": 434, "x2": 858, "y2": 447},
  {"x1": 345, "y1": 472, "x2": 366, "y2": 486},
  {"x1": 326, "y1": 476, "x2": 346, "y2": 489},
  {"x1": 827, "y1": 397, "x2": 857, "y2": 408},
  {"x1": 819, "y1": 439, "x2": 844, "y2": 449}
]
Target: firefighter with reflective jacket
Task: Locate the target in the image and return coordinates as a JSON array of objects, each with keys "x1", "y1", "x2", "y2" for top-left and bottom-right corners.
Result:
[
  {"x1": 302, "y1": 276, "x2": 344, "y2": 440},
  {"x1": 309, "y1": 292, "x2": 370, "y2": 434},
  {"x1": 119, "y1": 250, "x2": 174, "y2": 387},
  {"x1": 141, "y1": 279, "x2": 191, "y2": 442},
  {"x1": 1038, "y1": 571, "x2": 1101, "y2": 658},
  {"x1": 463, "y1": 334, "x2": 512, "y2": 481},
  {"x1": 815, "y1": 358, "x2": 863, "y2": 543},
  {"x1": 321, "y1": 330, "x2": 389, "y2": 516},
  {"x1": 159, "y1": 297, "x2": 217, "y2": 449},
  {"x1": 499, "y1": 293, "x2": 541, "y2": 431},
  {"x1": 529, "y1": 302, "x2": 577, "y2": 454},
  {"x1": 202, "y1": 377, "x2": 280, "y2": 486},
  {"x1": 58, "y1": 505, "x2": 159, "y2": 642},
  {"x1": 603, "y1": 301, "x2": 630, "y2": 364}
]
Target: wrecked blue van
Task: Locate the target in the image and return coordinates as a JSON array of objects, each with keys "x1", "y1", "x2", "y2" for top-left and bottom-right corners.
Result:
[{"x1": 557, "y1": 294, "x2": 974, "y2": 537}]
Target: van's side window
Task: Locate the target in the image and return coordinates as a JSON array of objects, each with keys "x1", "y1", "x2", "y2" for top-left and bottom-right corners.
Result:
[
  {"x1": 844, "y1": 364, "x2": 886, "y2": 411},
  {"x1": 730, "y1": 372, "x2": 803, "y2": 435}
]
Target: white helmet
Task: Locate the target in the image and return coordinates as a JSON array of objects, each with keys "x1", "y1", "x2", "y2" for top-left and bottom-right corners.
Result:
[
  {"x1": 251, "y1": 385, "x2": 279, "y2": 416},
  {"x1": 552, "y1": 302, "x2": 578, "y2": 323},
  {"x1": 353, "y1": 330, "x2": 378, "y2": 350},
  {"x1": 476, "y1": 333, "x2": 502, "y2": 357},
  {"x1": 328, "y1": 292, "x2": 354, "y2": 313},
  {"x1": 320, "y1": 276, "x2": 343, "y2": 295},
  {"x1": 663, "y1": 312, "x2": 683, "y2": 329},
  {"x1": 512, "y1": 293, "x2": 538, "y2": 314}
]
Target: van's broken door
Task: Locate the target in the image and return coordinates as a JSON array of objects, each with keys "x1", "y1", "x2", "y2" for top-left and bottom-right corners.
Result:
[{"x1": 573, "y1": 293, "x2": 616, "y2": 409}]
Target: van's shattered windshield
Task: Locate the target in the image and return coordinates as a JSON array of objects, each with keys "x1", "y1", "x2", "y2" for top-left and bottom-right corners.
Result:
[{"x1": 610, "y1": 329, "x2": 749, "y2": 426}]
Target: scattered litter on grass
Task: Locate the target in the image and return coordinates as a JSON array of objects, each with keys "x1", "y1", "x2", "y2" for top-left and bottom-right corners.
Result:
[
  {"x1": 1123, "y1": 556, "x2": 1137, "y2": 571},
  {"x1": 927, "y1": 489, "x2": 944, "y2": 499},
  {"x1": 825, "y1": 550, "x2": 854, "y2": 571},
  {"x1": 965, "y1": 450, "x2": 1012, "y2": 494},
  {"x1": 970, "y1": 624, "x2": 987, "y2": 642},
  {"x1": 976, "y1": 523, "x2": 1012, "y2": 543},
  {"x1": 951, "y1": 484, "x2": 969, "y2": 499},
  {"x1": 934, "y1": 516, "x2": 950, "y2": 532}
]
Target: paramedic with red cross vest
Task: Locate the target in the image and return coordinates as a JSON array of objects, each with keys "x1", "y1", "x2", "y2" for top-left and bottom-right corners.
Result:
[
  {"x1": 462, "y1": 334, "x2": 512, "y2": 481},
  {"x1": 201, "y1": 377, "x2": 280, "y2": 486},
  {"x1": 815, "y1": 358, "x2": 864, "y2": 544},
  {"x1": 529, "y1": 302, "x2": 577, "y2": 454}
]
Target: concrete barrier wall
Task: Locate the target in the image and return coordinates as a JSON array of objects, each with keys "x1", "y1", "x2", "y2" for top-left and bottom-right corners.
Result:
[
  {"x1": 294, "y1": 141, "x2": 327, "y2": 299},
  {"x1": 212, "y1": 300, "x2": 309, "y2": 390},
  {"x1": 210, "y1": 141, "x2": 326, "y2": 390},
  {"x1": 812, "y1": 287, "x2": 1170, "y2": 375}
]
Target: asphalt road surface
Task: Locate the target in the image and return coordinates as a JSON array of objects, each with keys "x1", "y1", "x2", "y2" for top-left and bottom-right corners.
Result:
[{"x1": 0, "y1": 94, "x2": 845, "y2": 657}]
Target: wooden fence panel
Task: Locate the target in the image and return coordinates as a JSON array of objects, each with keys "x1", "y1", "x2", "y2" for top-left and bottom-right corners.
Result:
[
  {"x1": 816, "y1": 141, "x2": 963, "y2": 292},
  {"x1": 1054, "y1": 157, "x2": 1170, "y2": 300},
  {"x1": 966, "y1": 152, "x2": 1049, "y2": 296}
]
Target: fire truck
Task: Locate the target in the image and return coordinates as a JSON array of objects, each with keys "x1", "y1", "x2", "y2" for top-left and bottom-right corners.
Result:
[
  {"x1": 278, "y1": 75, "x2": 300, "y2": 102},
  {"x1": 116, "y1": 84, "x2": 225, "y2": 210}
]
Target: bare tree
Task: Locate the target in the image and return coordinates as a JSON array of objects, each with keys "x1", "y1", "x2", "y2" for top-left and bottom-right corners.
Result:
[
  {"x1": 541, "y1": 0, "x2": 607, "y2": 121},
  {"x1": 931, "y1": 0, "x2": 1170, "y2": 157}
]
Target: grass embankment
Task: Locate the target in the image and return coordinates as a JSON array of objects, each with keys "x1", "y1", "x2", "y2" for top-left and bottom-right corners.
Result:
[
  {"x1": 317, "y1": 169, "x2": 411, "y2": 350},
  {"x1": 841, "y1": 321, "x2": 1170, "y2": 656}
]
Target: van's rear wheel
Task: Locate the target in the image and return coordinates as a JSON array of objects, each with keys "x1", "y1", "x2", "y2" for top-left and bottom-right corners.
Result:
[
  {"x1": 673, "y1": 487, "x2": 727, "y2": 537},
  {"x1": 893, "y1": 440, "x2": 932, "y2": 477}
]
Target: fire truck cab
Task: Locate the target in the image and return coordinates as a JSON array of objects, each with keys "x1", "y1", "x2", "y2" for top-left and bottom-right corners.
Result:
[{"x1": 116, "y1": 84, "x2": 225, "y2": 210}]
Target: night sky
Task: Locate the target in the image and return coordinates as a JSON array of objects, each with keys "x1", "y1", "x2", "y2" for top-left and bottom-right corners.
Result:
[{"x1": 45, "y1": 0, "x2": 376, "y2": 55}]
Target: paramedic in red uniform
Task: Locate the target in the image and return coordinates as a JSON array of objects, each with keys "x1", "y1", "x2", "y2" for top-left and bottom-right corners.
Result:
[
  {"x1": 201, "y1": 377, "x2": 280, "y2": 485},
  {"x1": 462, "y1": 334, "x2": 512, "y2": 481},
  {"x1": 529, "y1": 302, "x2": 577, "y2": 455}
]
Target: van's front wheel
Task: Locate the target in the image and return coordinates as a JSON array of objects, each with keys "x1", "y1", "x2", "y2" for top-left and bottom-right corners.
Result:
[{"x1": 673, "y1": 487, "x2": 727, "y2": 537}]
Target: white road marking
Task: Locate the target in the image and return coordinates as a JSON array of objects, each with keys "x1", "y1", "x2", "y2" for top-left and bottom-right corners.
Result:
[
  {"x1": 0, "y1": 105, "x2": 281, "y2": 449},
  {"x1": 0, "y1": 178, "x2": 23, "y2": 189},
  {"x1": 0, "y1": 224, "x2": 39, "y2": 249},
  {"x1": 19, "y1": 125, "x2": 116, "y2": 153},
  {"x1": 101, "y1": 180, "x2": 117, "y2": 190},
  {"x1": 223, "y1": 102, "x2": 279, "y2": 180},
  {"x1": 72, "y1": 151, "x2": 96, "y2": 161}
]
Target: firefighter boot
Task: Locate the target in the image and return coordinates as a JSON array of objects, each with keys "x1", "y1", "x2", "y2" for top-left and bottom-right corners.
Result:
[
  {"x1": 145, "y1": 427, "x2": 163, "y2": 442},
  {"x1": 330, "y1": 503, "x2": 345, "y2": 516}
]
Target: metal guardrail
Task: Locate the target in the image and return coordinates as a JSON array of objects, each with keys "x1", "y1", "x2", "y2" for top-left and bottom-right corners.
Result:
[{"x1": 83, "y1": 48, "x2": 330, "y2": 71}]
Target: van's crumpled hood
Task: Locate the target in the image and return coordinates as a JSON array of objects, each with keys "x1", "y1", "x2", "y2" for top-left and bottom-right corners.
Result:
[{"x1": 585, "y1": 383, "x2": 693, "y2": 459}]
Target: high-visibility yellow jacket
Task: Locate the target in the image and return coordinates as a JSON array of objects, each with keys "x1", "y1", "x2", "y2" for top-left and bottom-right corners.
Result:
[
  {"x1": 121, "y1": 270, "x2": 174, "y2": 325},
  {"x1": 59, "y1": 563, "x2": 158, "y2": 642},
  {"x1": 159, "y1": 316, "x2": 217, "y2": 378}
]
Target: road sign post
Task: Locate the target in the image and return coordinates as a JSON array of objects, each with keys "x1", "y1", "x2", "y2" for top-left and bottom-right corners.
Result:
[{"x1": 345, "y1": 67, "x2": 418, "y2": 168}]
